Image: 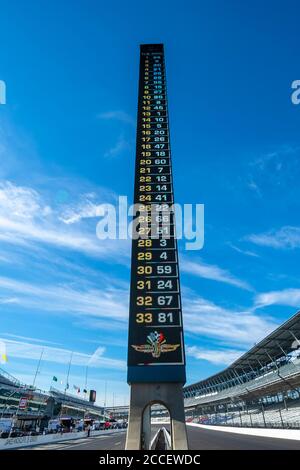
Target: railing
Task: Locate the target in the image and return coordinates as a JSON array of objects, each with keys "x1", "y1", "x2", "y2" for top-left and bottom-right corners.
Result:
[
  {"x1": 0, "y1": 368, "x2": 23, "y2": 388},
  {"x1": 150, "y1": 427, "x2": 171, "y2": 450},
  {"x1": 184, "y1": 361, "x2": 300, "y2": 407},
  {"x1": 191, "y1": 406, "x2": 300, "y2": 430},
  {"x1": 203, "y1": 420, "x2": 300, "y2": 430}
]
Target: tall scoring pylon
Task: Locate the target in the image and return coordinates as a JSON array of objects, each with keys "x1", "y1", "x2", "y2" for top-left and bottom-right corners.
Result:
[{"x1": 126, "y1": 44, "x2": 188, "y2": 450}]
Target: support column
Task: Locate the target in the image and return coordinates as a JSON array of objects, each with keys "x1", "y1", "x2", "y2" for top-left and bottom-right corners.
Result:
[{"x1": 126, "y1": 383, "x2": 188, "y2": 450}]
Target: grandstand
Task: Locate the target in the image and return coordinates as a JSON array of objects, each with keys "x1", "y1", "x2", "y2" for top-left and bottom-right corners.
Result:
[
  {"x1": 184, "y1": 310, "x2": 300, "y2": 429},
  {"x1": 1, "y1": 310, "x2": 300, "y2": 431},
  {"x1": 49, "y1": 388, "x2": 104, "y2": 419},
  {"x1": 0, "y1": 368, "x2": 26, "y2": 389},
  {"x1": 0, "y1": 370, "x2": 104, "y2": 425}
]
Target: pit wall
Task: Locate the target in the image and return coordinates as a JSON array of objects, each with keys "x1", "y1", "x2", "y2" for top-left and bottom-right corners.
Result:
[{"x1": 0, "y1": 428, "x2": 124, "y2": 450}]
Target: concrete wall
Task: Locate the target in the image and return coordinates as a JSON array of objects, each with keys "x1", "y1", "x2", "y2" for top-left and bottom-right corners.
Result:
[{"x1": 0, "y1": 428, "x2": 124, "y2": 450}]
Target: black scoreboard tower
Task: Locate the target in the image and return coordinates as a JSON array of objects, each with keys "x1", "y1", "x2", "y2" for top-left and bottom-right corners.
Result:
[{"x1": 127, "y1": 44, "x2": 186, "y2": 385}]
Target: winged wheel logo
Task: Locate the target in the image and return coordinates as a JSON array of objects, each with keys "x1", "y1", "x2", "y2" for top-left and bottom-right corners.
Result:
[{"x1": 132, "y1": 331, "x2": 180, "y2": 358}]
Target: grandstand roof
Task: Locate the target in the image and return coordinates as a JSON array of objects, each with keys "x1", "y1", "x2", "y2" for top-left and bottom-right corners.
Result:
[
  {"x1": 0, "y1": 367, "x2": 24, "y2": 388},
  {"x1": 185, "y1": 310, "x2": 300, "y2": 391},
  {"x1": 50, "y1": 388, "x2": 103, "y2": 412}
]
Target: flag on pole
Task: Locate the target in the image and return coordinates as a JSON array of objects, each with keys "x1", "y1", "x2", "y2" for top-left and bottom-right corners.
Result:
[
  {"x1": 0, "y1": 341, "x2": 8, "y2": 364},
  {"x1": 52, "y1": 376, "x2": 58, "y2": 382}
]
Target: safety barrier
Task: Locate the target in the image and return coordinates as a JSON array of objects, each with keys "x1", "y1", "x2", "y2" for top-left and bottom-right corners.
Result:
[{"x1": 0, "y1": 428, "x2": 124, "y2": 450}]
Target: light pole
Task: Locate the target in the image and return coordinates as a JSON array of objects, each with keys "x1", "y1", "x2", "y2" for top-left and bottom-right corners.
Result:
[{"x1": 32, "y1": 349, "x2": 44, "y2": 389}]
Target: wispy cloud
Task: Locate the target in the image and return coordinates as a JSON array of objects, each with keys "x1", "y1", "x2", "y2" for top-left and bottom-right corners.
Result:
[
  {"x1": 0, "y1": 297, "x2": 19, "y2": 304},
  {"x1": 0, "y1": 275, "x2": 128, "y2": 323},
  {"x1": 243, "y1": 145, "x2": 300, "y2": 199},
  {"x1": 246, "y1": 226, "x2": 300, "y2": 249},
  {"x1": 250, "y1": 146, "x2": 300, "y2": 173},
  {"x1": 104, "y1": 134, "x2": 131, "y2": 158},
  {"x1": 0, "y1": 270, "x2": 276, "y2": 353},
  {"x1": 59, "y1": 193, "x2": 109, "y2": 225},
  {"x1": 228, "y1": 243, "x2": 259, "y2": 258},
  {"x1": 247, "y1": 178, "x2": 262, "y2": 197},
  {"x1": 183, "y1": 294, "x2": 277, "y2": 347},
  {"x1": 255, "y1": 288, "x2": 300, "y2": 308},
  {"x1": 186, "y1": 345, "x2": 244, "y2": 366},
  {"x1": 0, "y1": 333, "x2": 61, "y2": 346},
  {"x1": 181, "y1": 257, "x2": 252, "y2": 290},
  {"x1": 88, "y1": 346, "x2": 106, "y2": 366},
  {"x1": 0, "y1": 180, "x2": 129, "y2": 261},
  {"x1": 0, "y1": 181, "x2": 51, "y2": 219},
  {"x1": 0, "y1": 337, "x2": 125, "y2": 370},
  {"x1": 97, "y1": 110, "x2": 135, "y2": 127}
]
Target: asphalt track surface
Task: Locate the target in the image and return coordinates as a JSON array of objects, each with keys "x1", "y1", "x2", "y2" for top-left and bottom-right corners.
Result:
[{"x1": 23, "y1": 425, "x2": 300, "y2": 450}]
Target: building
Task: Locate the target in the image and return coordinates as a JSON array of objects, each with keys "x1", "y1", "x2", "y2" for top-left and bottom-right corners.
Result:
[{"x1": 0, "y1": 370, "x2": 104, "y2": 431}]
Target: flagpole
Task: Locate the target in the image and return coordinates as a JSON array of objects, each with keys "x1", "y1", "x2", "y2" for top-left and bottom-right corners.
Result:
[
  {"x1": 32, "y1": 348, "x2": 44, "y2": 388},
  {"x1": 65, "y1": 351, "x2": 73, "y2": 393},
  {"x1": 102, "y1": 381, "x2": 107, "y2": 419},
  {"x1": 84, "y1": 365, "x2": 88, "y2": 398},
  {"x1": 61, "y1": 351, "x2": 73, "y2": 418},
  {"x1": 104, "y1": 381, "x2": 107, "y2": 413}
]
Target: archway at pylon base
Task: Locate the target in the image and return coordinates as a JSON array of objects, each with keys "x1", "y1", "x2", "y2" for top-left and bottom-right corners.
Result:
[
  {"x1": 141, "y1": 401, "x2": 171, "y2": 449},
  {"x1": 125, "y1": 383, "x2": 188, "y2": 450}
]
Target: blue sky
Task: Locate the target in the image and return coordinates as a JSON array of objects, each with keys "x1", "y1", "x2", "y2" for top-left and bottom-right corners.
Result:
[{"x1": 0, "y1": 0, "x2": 300, "y2": 406}]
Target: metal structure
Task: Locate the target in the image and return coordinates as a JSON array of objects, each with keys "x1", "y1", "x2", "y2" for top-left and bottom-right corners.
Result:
[
  {"x1": 184, "y1": 310, "x2": 300, "y2": 428},
  {"x1": 126, "y1": 44, "x2": 188, "y2": 450}
]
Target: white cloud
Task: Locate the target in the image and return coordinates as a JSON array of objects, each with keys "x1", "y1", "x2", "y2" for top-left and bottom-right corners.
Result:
[
  {"x1": 59, "y1": 200, "x2": 102, "y2": 225},
  {"x1": 0, "y1": 180, "x2": 129, "y2": 261},
  {"x1": 181, "y1": 257, "x2": 252, "y2": 290},
  {"x1": 247, "y1": 179, "x2": 262, "y2": 197},
  {"x1": 104, "y1": 134, "x2": 131, "y2": 158},
  {"x1": 186, "y1": 346, "x2": 244, "y2": 366},
  {"x1": 0, "y1": 296, "x2": 19, "y2": 304},
  {"x1": 255, "y1": 288, "x2": 300, "y2": 308},
  {"x1": 88, "y1": 346, "x2": 106, "y2": 366},
  {"x1": 247, "y1": 146, "x2": 300, "y2": 196},
  {"x1": 59, "y1": 191, "x2": 116, "y2": 225},
  {"x1": 97, "y1": 110, "x2": 135, "y2": 126},
  {"x1": 228, "y1": 243, "x2": 259, "y2": 258},
  {"x1": 0, "y1": 215, "x2": 106, "y2": 255},
  {"x1": 0, "y1": 333, "x2": 61, "y2": 346},
  {"x1": 0, "y1": 275, "x2": 128, "y2": 323},
  {"x1": 246, "y1": 226, "x2": 300, "y2": 249},
  {"x1": 183, "y1": 295, "x2": 277, "y2": 347},
  {"x1": 0, "y1": 181, "x2": 49, "y2": 219},
  {"x1": 0, "y1": 337, "x2": 125, "y2": 370},
  {"x1": 0, "y1": 271, "x2": 277, "y2": 357}
]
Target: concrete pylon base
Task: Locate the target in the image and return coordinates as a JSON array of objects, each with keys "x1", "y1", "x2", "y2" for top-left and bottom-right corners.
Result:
[{"x1": 125, "y1": 382, "x2": 188, "y2": 450}]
